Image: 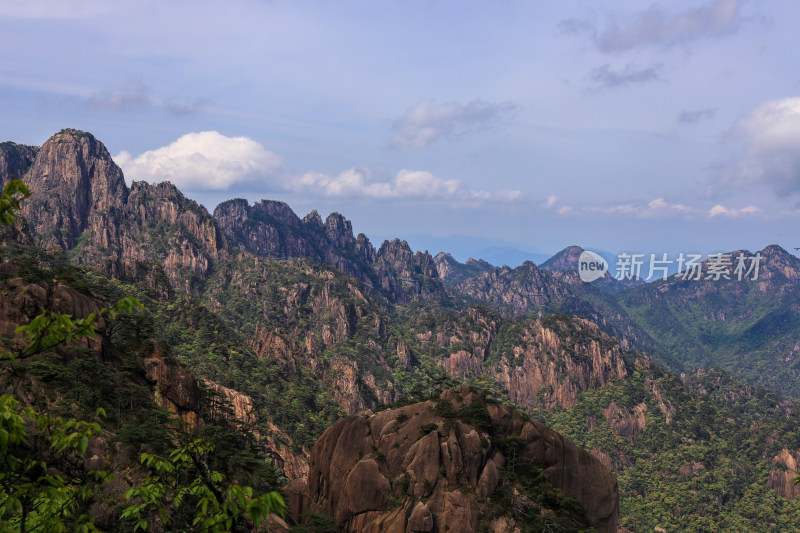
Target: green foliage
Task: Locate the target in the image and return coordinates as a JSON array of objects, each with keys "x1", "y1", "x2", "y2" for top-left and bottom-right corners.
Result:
[
  {"x1": 0, "y1": 393, "x2": 107, "y2": 532},
  {"x1": 54, "y1": 128, "x2": 95, "y2": 140},
  {"x1": 419, "y1": 423, "x2": 439, "y2": 437},
  {"x1": 11, "y1": 296, "x2": 141, "y2": 361},
  {"x1": 0, "y1": 179, "x2": 30, "y2": 226},
  {"x1": 536, "y1": 361, "x2": 800, "y2": 531},
  {"x1": 121, "y1": 438, "x2": 285, "y2": 532},
  {"x1": 486, "y1": 457, "x2": 592, "y2": 533},
  {"x1": 290, "y1": 512, "x2": 337, "y2": 532},
  {"x1": 617, "y1": 275, "x2": 800, "y2": 397},
  {"x1": 0, "y1": 185, "x2": 285, "y2": 531}
]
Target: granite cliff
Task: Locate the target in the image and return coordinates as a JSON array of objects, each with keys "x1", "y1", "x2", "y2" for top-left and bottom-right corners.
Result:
[{"x1": 215, "y1": 198, "x2": 448, "y2": 303}]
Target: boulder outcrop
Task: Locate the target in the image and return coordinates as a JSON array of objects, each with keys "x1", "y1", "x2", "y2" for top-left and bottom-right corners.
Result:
[{"x1": 292, "y1": 388, "x2": 619, "y2": 532}]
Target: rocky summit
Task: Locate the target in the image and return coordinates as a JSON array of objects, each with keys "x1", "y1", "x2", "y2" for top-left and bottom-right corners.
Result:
[{"x1": 291, "y1": 388, "x2": 618, "y2": 532}]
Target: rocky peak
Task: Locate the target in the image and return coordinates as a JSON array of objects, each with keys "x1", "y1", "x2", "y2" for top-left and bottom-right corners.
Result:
[
  {"x1": 539, "y1": 245, "x2": 584, "y2": 271},
  {"x1": 757, "y1": 244, "x2": 800, "y2": 281},
  {"x1": 292, "y1": 388, "x2": 618, "y2": 532},
  {"x1": 0, "y1": 141, "x2": 39, "y2": 185},
  {"x1": 433, "y1": 252, "x2": 494, "y2": 286},
  {"x1": 21, "y1": 129, "x2": 128, "y2": 249},
  {"x1": 538, "y1": 246, "x2": 640, "y2": 293},
  {"x1": 215, "y1": 198, "x2": 303, "y2": 230},
  {"x1": 414, "y1": 250, "x2": 438, "y2": 278},
  {"x1": 213, "y1": 198, "x2": 249, "y2": 219},
  {"x1": 324, "y1": 212, "x2": 355, "y2": 248},
  {"x1": 377, "y1": 239, "x2": 414, "y2": 275},
  {"x1": 433, "y1": 252, "x2": 457, "y2": 278},
  {"x1": 255, "y1": 199, "x2": 302, "y2": 227},
  {"x1": 302, "y1": 209, "x2": 324, "y2": 228},
  {"x1": 452, "y1": 260, "x2": 572, "y2": 316},
  {"x1": 356, "y1": 233, "x2": 377, "y2": 263},
  {"x1": 434, "y1": 251, "x2": 456, "y2": 264},
  {"x1": 465, "y1": 257, "x2": 492, "y2": 269},
  {"x1": 9, "y1": 129, "x2": 450, "y2": 303}
]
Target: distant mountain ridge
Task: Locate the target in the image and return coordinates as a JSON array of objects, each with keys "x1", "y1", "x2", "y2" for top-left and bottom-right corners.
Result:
[
  {"x1": 215, "y1": 197, "x2": 446, "y2": 303},
  {"x1": 1, "y1": 129, "x2": 446, "y2": 304},
  {"x1": 539, "y1": 245, "x2": 644, "y2": 293},
  {"x1": 5, "y1": 129, "x2": 799, "y2": 397},
  {"x1": 433, "y1": 252, "x2": 493, "y2": 285}
]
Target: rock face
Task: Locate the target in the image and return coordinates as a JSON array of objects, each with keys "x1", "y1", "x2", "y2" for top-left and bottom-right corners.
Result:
[
  {"x1": 0, "y1": 276, "x2": 104, "y2": 349},
  {"x1": 433, "y1": 252, "x2": 494, "y2": 286},
  {"x1": 768, "y1": 448, "x2": 800, "y2": 500},
  {"x1": 538, "y1": 245, "x2": 585, "y2": 272},
  {"x1": 0, "y1": 141, "x2": 38, "y2": 185},
  {"x1": 142, "y1": 340, "x2": 200, "y2": 429},
  {"x1": 294, "y1": 388, "x2": 619, "y2": 532},
  {"x1": 6, "y1": 129, "x2": 227, "y2": 291},
  {"x1": 205, "y1": 254, "x2": 399, "y2": 415},
  {"x1": 204, "y1": 381, "x2": 309, "y2": 479},
  {"x1": 453, "y1": 261, "x2": 572, "y2": 316},
  {"x1": 415, "y1": 309, "x2": 628, "y2": 410},
  {"x1": 214, "y1": 199, "x2": 447, "y2": 303},
  {"x1": 88, "y1": 181, "x2": 226, "y2": 289},
  {"x1": 22, "y1": 130, "x2": 128, "y2": 250}
]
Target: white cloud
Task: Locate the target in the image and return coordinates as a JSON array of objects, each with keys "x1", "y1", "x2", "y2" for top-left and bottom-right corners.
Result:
[
  {"x1": 708, "y1": 204, "x2": 762, "y2": 217},
  {"x1": 544, "y1": 195, "x2": 574, "y2": 214},
  {"x1": 293, "y1": 167, "x2": 521, "y2": 205},
  {"x1": 587, "y1": 198, "x2": 698, "y2": 218},
  {"x1": 115, "y1": 131, "x2": 520, "y2": 205},
  {"x1": 390, "y1": 99, "x2": 517, "y2": 150},
  {"x1": 114, "y1": 131, "x2": 284, "y2": 191},
  {"x1": 562, "y1": 0, "x2": 742, "y2": 53},
  {"x1": 717, "y1": 97, "x2": 800, "y2": 197}
]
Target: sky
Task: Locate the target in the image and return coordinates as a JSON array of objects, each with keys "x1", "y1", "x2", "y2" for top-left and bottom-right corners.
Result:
[{"x1": 2, "y1": 0, "x2": 800, "y2": 264}]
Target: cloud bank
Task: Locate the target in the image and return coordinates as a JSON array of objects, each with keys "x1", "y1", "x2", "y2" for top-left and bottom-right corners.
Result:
[
  {"x1": 708, "y1": 204, "x2": 762, "y2": 217},
  {"x1": 561, "y1": 0, "x2": 742, "y2": 53},
  {"x1": 577, "y1": 198, "x2": 765, "y2": 219},
  {"x1": 718, "y1": 97, "x2": 800, "y2": 197},
  {"x1": 294, "y1": 168, "x2": 521, "y2": 204},
  {"x1": 587, "y1": 198, "x2": 698, "y2": 218},
  {"x1": 115, "y1": 132, "x2": 521, "y2": 205},
  {"x1": 114, "y1": 131, "x2": 284, "y2": 191},
  {"x1": 390, "y1": 99, "x2": 517, "y2": 150}
]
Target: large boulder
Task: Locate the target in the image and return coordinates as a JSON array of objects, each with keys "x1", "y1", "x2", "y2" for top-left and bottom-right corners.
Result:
[{"x1": 294, "y1": 387, "x2": 619, "y2": 532}]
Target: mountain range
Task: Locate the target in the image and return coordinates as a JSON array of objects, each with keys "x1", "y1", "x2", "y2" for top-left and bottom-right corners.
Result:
[{"x1": 3, "y1": 129, "x2": 800, "y2": 531}]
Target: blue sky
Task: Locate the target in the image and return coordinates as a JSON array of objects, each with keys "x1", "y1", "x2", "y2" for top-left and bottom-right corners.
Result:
[{"x1": 2, "y1": 0, "x2": 800, "y2": 263}]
